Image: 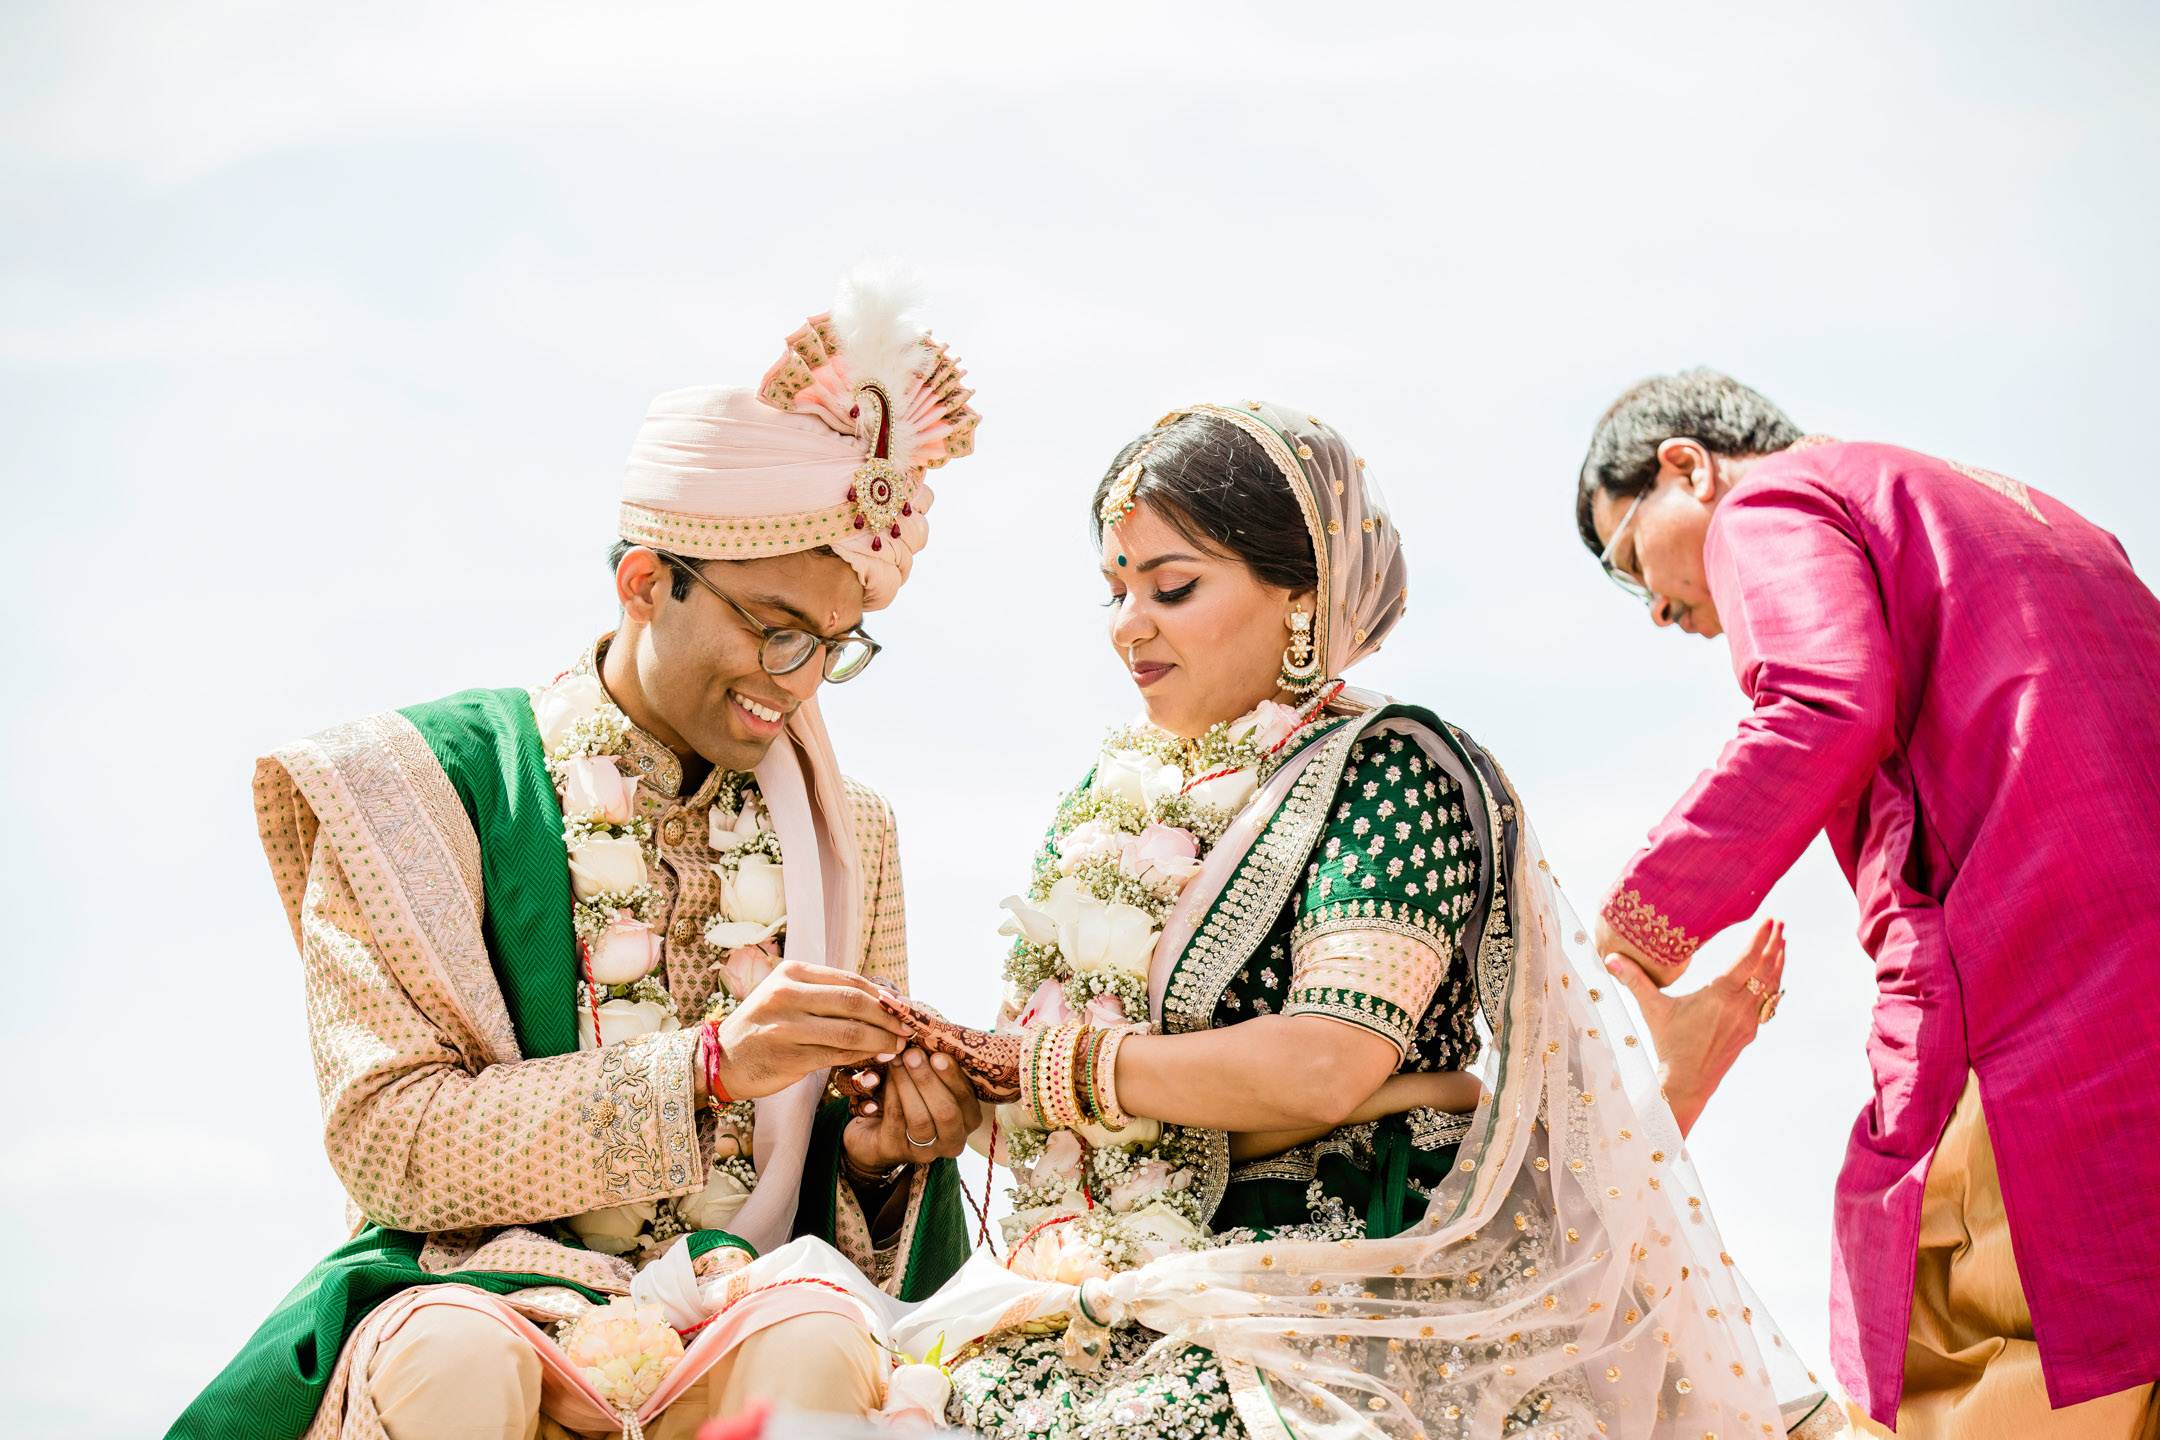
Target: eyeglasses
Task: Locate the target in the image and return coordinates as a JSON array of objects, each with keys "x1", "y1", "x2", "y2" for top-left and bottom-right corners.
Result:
[
  {"x1": 1596, "y1": 493, "x2": 1656, "y2": 606},
  {"x1": 654, "y1": 550, "x2": 883, "y2": 682}
]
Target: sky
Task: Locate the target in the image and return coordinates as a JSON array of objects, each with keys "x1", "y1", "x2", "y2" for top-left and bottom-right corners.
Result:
[{"x1": 2, "y1": 2, "x2": 2155, "y2": 1434}]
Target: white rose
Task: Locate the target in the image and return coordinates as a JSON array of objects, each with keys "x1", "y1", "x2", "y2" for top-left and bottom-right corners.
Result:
[
  {"x1": 568, "y1": 835, "x2": 648, "y2": 900},
  {"x1": 1096, "y1": 749, "x2": 1182, "y2": 808},
  {"x1": 719, "y1": 855, "x2": 787, "y2": 927},
  {"x1": 1123, "y1": 1199, "x2": 1203, "y2": 1252},
  {"x1": 708, "y1": 794, "x2": 768, "y2": 852},
  {"x1": 1076, "y1": 1115, "x2": 1161, "y2": 1149},
  {"x1": 533, "y1": 674, "x2": 608, "y2": 751},
  {"x1": 997, "y1": 894, "x2": 1059, "y2": 947},
  {"x1": 560, "y1": 756, "x2": 638, "y2": 826},
  {"x1": 577, "y1": 997, "x2": 681, "y2": 1050},
  {"x1": 566, "y1": 1199, "x2": 656, "y2": 1256},
  {"x1": 674, "y1": 1166, "x2": 753, "y2": 1233},
  {"x1": 1184, "y1": 766, "x2": 1259, "y2": 815},
  {"x1": 1040, "y1": 876, "x2": 1157, "y2": 978}
]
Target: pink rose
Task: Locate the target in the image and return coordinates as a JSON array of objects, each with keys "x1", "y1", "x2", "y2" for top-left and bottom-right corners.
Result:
[
  {"x1": 1082, "y1": 991, "x2": 1128, "y2": 1027},
  {"x1": 1056, "y1": 820, "x2": 1130, "y2": 873},
  {"x1": 587, "y1": 911, "x2": 662, "y2": 985},
  {"x1": 560, "y1": 756, "x2": 638, "y2": 826},
  {"x1": 1123, "y1": 822, "x2": 1202, "y2": 894},
  {"x1": 719, "y1": 939, "x2": 782, "y2": 998},
  {"x1": 1018, "y1": 978, "x2": 1077, "y2": 1029},
  {"x1": 1106, "y1": 1159, "x2": 1191, "y2": 1213},
  {"x1": 1030, "y1": 1129, "x2": 1087, "y2": 1192},
  {"x1": 1231, "y1": 699, "x2": 1300, "y2": 751}
]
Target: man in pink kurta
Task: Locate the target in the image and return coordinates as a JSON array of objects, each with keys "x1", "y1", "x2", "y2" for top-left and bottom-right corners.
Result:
[{"x1": 1574, "y1": 371, "x2": 2160, "y2": 1434}]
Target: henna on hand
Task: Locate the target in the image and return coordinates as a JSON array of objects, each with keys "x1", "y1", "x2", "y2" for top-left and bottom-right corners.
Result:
[{"x1": 875, "y1": 992, "x2": 1022, "y2": 1102}]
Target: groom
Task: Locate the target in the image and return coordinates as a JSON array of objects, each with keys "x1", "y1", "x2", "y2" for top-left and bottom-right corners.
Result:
[
  {"x1": 172, "y1": 280, "x2": 985, "y2": 1439},
  {"x1": 1573, "y1": 369, "x2": 2160, "y2": 1437}
]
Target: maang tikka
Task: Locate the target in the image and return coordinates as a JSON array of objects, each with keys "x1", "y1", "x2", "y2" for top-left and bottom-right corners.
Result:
[{"x1": 1278, "y1": 608, "x2": 1323, "y2": 695}]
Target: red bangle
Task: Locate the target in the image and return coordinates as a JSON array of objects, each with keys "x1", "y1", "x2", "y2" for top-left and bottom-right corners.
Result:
[{"x1": 701, "y1": 1019, "x2": 733, "y2": 1108}]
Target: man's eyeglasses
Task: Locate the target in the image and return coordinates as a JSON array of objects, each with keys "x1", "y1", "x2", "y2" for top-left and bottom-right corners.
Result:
[
  {"x1": 1597, "y1": 493, "x2": 1656, "y2": 606},
  {"x1": 655, "y1": 550, "x2": 882, "y2": 682}
]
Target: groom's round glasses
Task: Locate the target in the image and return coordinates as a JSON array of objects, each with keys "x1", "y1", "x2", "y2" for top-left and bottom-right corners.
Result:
[
  {"x1": 654, "y1": 550, "x2": 883, "y2": 683},
  {"x1": 1596, "y1": 492, "x2": 1656, "y2": 606}
]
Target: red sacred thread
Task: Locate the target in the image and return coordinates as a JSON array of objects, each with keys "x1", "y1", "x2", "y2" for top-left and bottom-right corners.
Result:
[
  {"x1": 1177, "y1": 680, "x2": 1348, "y2": 797},
  {"x1": 581, "y1": 947, "x2": 601, "y2": 1049}
]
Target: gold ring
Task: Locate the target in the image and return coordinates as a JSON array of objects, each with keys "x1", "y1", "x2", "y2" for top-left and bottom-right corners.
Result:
[
  {"x1": 1745, "y1": 978, "x2": 1764, "y2": 997},
  {"x1": 1757, "y1": 990, "x2": 1784, "y2": 1024}
]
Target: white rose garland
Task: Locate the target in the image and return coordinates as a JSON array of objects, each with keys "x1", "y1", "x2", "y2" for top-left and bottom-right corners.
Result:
[
  {"x1": 532, "y1": 670, "x2": 786, "y2": 1270},
  {"x1": 996, "y1": 695, "x2": 1332, "y2": 1280}
]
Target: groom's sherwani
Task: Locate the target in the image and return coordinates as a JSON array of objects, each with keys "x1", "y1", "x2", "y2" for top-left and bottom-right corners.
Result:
[
  {"x1": 172, "y1": 653, "x2": 967, "y2": 1440},
  {"x1": 1599, "y1": 441, "x2": 2160, "y2": 1423}
]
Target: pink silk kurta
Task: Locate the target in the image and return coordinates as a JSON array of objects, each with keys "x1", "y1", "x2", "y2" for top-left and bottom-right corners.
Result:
[{"x1": 1600, "y1": 441, "x2": 2160, "y2": 1423}]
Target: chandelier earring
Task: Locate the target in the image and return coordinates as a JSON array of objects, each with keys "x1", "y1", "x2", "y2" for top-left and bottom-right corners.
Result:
[{"x1": 1278, "y1": 609, "x2": 1323, "y2": 696}]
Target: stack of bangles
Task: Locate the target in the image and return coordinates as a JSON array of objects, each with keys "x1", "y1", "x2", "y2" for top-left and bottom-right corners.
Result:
[
  {"x1": 1023, "y1": 1020, "x2": 1142, "y2": 1131},
  {"x1": 697, "y1": 1018, "x2": 732, "y2": 1112}
]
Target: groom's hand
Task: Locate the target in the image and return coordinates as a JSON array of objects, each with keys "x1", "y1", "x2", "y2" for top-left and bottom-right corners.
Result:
[
  {"x1": 710, "y1": 960, "x2": 912, "y2": 1101},
  {"x1": 1602, "y1": 919, "x2": 1785, "y2": 1138},
  {"x1": 843, "y1": 1046, "x2": 983, "y2": 1173}
]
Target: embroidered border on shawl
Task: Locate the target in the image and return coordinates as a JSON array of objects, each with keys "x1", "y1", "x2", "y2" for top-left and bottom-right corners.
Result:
[
  {"x1": 583, "y1": 1032, "x2": 698, "y2": 1199},
  {"x1": 306, "y1": 713, "x2": 522, "y2": 1066},
  {"x1": 1407, "y1": 1106, "x2": 1473, "y2": 1152},
  {"x1": 1164, "y1": 719, "x2": 1366, "y2": 1223},
  {"x1": 1599, "y1": 883, "x2": 1700, "y2": 970}
]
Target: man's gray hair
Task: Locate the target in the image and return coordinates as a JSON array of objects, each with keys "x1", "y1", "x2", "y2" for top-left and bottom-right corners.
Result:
[{"x1": 1574, "y1": 369, "x2": 1802, "y2": 553}]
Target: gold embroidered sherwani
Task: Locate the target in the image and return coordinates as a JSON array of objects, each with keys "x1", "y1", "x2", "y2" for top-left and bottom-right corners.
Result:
[{"x1": 249, "y1": 651, "x2": 935, "y2": 1439}]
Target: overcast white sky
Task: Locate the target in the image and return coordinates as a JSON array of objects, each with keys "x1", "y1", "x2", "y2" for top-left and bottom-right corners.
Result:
[{"x1": 3, "y1": 3, "x2": 2156, "y2": 1434}]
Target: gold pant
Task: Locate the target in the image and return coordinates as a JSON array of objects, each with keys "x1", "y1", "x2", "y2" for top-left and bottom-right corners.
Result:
[
  {"x1": 365, "y1": 1306, "x2": 886, "y2": 1440},
  {"x1": 1846, "y1": 1075, "x2": 2158, "y2": 1438}
]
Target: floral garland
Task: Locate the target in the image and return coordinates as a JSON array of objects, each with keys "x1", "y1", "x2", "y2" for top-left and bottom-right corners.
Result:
[
  {"x1": 994, "y1": 693, "x2": 1334, "y2": 1281},
  {"x1": 528, "y1": 670, "x2": 782, "y2": 1263}
]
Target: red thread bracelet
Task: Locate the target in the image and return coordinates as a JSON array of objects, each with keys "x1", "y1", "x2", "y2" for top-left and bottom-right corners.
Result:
[{"x1": 701, "y1": 1019, "x2": 734, "y2": 1107}]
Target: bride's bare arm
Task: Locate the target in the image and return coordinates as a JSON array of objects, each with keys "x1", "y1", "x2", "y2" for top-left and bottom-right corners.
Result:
[
  {"x1": 877, "y1": 993, "x2": 1427, "y2": 1134},
  {"x1": 1227, "y1": 1068, "x2": 1485, "y2": 1162}
]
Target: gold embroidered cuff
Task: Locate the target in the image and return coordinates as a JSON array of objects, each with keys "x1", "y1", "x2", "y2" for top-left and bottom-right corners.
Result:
[{"x1": 1599, "y1": 883, "x2": 1702, "y2": 970}]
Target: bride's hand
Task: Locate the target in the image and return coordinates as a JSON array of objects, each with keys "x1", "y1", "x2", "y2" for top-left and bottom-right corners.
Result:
[
  {"x1": 874, "y1": 992, "x2": 1023, "y2": 1103},
  {"x1": 1602, "y1": 918, "x2": 1785, "y2": 1137}
]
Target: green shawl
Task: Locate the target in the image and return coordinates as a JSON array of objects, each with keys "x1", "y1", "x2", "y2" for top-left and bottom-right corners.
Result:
[{"x1": 170, "y1": 689, "x2": 963, "y2": 1438}]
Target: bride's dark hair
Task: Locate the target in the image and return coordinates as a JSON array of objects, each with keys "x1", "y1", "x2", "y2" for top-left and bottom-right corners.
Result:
[{"x1": 1089, "y1": 414, "x2": 1318, "y2": 593}]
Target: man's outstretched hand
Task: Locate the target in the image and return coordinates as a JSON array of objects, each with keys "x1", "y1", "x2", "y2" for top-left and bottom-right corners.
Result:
[
  {"x1": 1601, "y1": 918, "x2": 1785, "y2": 1137},
  {"x1": 705, "y1": 960, "x2": 912, "y2": 1103}
]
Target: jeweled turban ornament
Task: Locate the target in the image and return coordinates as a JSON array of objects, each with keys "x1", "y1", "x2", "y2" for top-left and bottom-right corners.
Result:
[{"x1": 616, "y1": 265, "x2": 979, "y2": 611}]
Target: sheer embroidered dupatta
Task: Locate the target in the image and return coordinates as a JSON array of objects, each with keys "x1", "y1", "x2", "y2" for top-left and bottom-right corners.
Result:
[{"x1": 1097, "y1": 704, "x2": 1843, "y2": 1439}]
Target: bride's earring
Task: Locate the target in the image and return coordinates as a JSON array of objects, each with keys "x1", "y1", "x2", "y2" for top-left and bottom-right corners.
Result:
[{"x1": 1278, "y1": 609, "x2": 1323, "y2": 696}]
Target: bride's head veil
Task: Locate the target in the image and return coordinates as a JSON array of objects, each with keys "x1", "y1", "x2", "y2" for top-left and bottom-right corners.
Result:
[{"x1": 1090, "y1": 401, "x2": 1841, "y2": 1439}]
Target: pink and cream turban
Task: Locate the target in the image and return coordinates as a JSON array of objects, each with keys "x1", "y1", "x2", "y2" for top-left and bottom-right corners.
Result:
[{"x1": 616, "y1": 268, "x2": 979, "y2": 610}]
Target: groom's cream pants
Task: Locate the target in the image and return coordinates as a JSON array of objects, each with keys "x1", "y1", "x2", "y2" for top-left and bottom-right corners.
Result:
[
  {"x1": 1845, "y1": 1074, "x2": 2159, "y2": 1439},
  {"x1": 364, "y1": 1307, "x2": 885, "y2": 1440}
]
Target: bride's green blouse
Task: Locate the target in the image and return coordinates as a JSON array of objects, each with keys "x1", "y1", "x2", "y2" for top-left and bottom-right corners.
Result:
[{"x1": 1206, "y1": 718, "x2": 1483, "y2": 1242}]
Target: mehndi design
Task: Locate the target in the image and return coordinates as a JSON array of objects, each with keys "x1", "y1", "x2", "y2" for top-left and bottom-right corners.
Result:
[{"x1": 875, "y1": 992, "x2": 1023, "y2": 1102}]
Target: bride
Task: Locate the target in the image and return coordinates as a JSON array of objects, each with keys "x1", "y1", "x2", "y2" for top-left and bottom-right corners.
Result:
[{"x1": 868, "y1": 400, "x2": 1846, "y2": 1438}]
